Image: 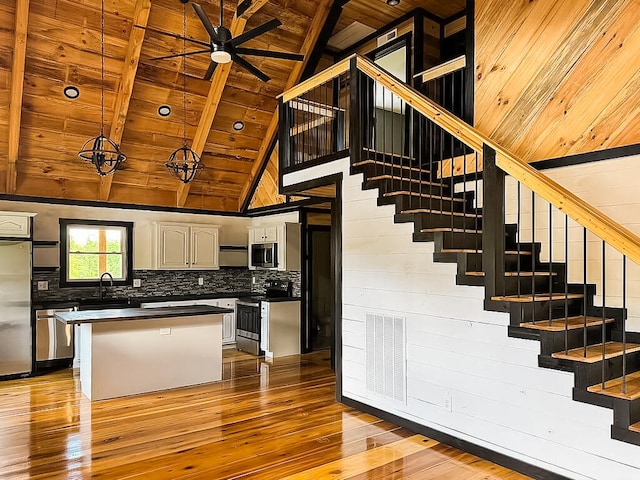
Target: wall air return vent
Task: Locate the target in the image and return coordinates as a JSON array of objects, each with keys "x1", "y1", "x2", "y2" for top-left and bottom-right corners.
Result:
[
  {"x1": 377, "y1": 28, "x2": 398, "y2": 47},
  {"x1": 365, "y1": 312, "x2": 406, "y2": 404}
]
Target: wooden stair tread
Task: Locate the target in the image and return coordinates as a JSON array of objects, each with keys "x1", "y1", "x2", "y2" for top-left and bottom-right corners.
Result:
[
  {"x1": 520, "y1": 316, "x2": 615, "y2": 332},
  {"x1": 385, "y1": 191, "x2": 465, "y2": 201},
  {"x1": 491, "y1": 293, "x2": 583, "y2": 302},
  {"x1": 441, "y1": 249, "x2": 531, "y2": 255},
  {"x1": 587, "y1": 370, "x2": 640, "y2": 401},
  {"x1": 552, "y1": 342, "x2": 640, "y2": 363},
  {"x1": 465, "y1": 271, "x2": 557, "y2": 277},
  {"x1": 368, "y1": 175, "x2": 437, "y2": 186},
  {"x1": 353, "y1": 159, "x2": 427, "y2": 174},
  {"x1": 401, "y1": 208, "x2": 479, "y2": 217},
  {"x1": 629, "y1": 421, "x2": 640, "y2": 433}
]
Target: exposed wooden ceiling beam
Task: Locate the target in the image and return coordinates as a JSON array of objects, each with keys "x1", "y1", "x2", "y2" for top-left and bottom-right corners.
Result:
[
  {"x1": 176, "y1": 0, "x2": 269, "y2": 208},
  {"x1": 237, "y1": 0, "x2": 334, "y2": 211},
  {"x1": 6, "y1": 0, "x2": 30, "y2": 195},
  {"x1": 98, "y1": 0, "x2": 152, "y2": 201}
]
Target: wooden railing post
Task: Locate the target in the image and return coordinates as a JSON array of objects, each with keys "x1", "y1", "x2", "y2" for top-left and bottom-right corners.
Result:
[
  {"x1": 278, "y1": 97, "x2": 291, "y2": 169},
  {"x1": 349, "y1": 57, "x2": 361, "y2": 166},
  {"x1": 483, "y1": 144, "x2": 506, "y2": 304}
]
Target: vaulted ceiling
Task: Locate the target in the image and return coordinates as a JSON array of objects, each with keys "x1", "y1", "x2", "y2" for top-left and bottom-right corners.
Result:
[
  {"x1": 475, "y1": 0, "x2": 640, "y2": 162},
  {"x1": 0, "y1": 0, "x2": 331, "y2": 212}
]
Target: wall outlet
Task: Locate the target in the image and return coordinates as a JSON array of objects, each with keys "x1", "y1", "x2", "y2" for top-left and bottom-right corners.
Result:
[
  {"x1": 133, "y1": 279, "x2": 142, "y2": 288},
  {"x1": 198, "y1": 277, "x2": 204, "y2": 286},
  {"x1": 37, "y1": 281, "x2": 48, "y2": 291},
  {"x1": 159, "y1": 328, "x2": 171, "y2": 336}
]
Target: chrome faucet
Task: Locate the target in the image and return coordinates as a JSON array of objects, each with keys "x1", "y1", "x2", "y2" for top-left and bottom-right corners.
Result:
[{"x1": 99, "y1": 272, "x2": 114, "y2": 300}]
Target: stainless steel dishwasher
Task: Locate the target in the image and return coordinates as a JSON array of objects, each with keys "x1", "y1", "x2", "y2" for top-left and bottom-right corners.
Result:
[{"x1": 35, "y1": 305, "x2": 77, "y2": 371}]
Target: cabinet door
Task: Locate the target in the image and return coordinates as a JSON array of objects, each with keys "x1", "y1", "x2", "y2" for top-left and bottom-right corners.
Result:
[
  {"x1": 0, "y1": 214, "x2": 30, "y2": 237},
  {"x1": 158, "y1": 224, "x2": 190, "y2": 269},
  {"x1": 263, "y1": 226, "x2": 278, "y2": 242},
  {"x1": 222, "y1": 312, "x2": 235, "y2": 344},
  {"x1": 191, "y1": 226, "x2": 219, "y2": 269}
]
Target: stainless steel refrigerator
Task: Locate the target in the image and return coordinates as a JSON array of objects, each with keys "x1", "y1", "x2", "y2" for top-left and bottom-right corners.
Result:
[{"x1": 0, "y1": 241, "x2": 32, "y2": 377}]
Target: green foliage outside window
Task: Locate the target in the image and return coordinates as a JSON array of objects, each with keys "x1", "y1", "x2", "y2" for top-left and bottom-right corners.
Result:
[{"x1": 67, "y1": 227, "x2": 125, "y2": 281}]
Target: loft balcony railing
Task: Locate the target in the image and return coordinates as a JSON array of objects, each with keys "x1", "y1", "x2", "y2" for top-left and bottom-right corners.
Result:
[{"x1": 279, "y1": 54, "x2": 640, "y2": 396}]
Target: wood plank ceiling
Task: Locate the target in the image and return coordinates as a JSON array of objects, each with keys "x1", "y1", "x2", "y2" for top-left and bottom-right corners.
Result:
[
  {"x1": 0, "y1": 0, "x2": 328, "y2": 212},
  {"x1": 475, "y1": 0, "x2": 640, "y2": 162}
]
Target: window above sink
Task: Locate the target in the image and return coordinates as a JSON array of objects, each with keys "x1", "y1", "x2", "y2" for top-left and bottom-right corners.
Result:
[{"x1": 59, "y1": 219, "x2": 133, "y2": 288}]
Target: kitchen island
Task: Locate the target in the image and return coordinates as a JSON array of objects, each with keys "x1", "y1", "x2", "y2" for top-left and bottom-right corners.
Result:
[{"x1": 56, "y1": 305, "x2": 233, "y2": 401}]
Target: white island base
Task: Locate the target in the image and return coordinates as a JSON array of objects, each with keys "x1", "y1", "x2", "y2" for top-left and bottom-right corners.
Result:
[{"x1": 78, "y1": 314, "x2": 222, "y2": 401}]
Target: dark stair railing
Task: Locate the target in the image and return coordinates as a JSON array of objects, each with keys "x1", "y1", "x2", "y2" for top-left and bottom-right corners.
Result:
[{"x1": 279, "y1": 54, "x2": 640, "y2": 444}]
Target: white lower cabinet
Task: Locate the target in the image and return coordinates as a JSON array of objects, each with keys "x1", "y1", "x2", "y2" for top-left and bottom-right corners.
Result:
[{"x1": 140, "y1": 298, "x2": 236, "y2": 345}]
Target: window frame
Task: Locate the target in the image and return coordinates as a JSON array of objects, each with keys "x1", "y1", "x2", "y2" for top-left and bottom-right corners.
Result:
[{"x1": 59, "y1": 219, "x2": 134, "y2": 288}]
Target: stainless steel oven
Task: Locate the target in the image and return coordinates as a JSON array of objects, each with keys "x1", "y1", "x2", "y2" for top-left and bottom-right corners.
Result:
[{"x1": 250, "y1": 242, "x2": 278, "y2": 269}]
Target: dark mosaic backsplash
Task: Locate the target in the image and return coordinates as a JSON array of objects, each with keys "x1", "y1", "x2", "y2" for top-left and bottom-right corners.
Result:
[
  {"x1": 33, "y1": 268, "x2": 301, "y2": 303},
  {"x1": 250, "y1": 269, "x2": 301, "y2": 297}
]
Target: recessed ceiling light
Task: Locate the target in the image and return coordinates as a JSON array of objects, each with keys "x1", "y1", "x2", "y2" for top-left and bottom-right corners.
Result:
[
  {"x1": 63, "y1": 85, "x2": 80, "y2": 99},
  {"x1": 386, "y1": 0, "x2": 400, "y2": 5},
  {"x1": 232, "y1": 120, "x2": 245, "y2": 131},
  {"x1": 158, "y1": 104, "x2": 172, "y2": 117}
]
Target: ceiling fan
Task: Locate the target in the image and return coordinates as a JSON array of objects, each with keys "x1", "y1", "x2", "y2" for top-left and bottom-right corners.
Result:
[{"x1": 151, "y1": 0, "x2": 304, "y2": 82}]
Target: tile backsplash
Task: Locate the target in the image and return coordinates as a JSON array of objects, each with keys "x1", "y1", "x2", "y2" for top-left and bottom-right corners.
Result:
[{"x1": 33, "y1": 268, "x2": 301, "y2": 303}]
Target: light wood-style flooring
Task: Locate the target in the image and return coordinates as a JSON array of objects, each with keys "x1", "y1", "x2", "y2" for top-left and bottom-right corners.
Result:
[{"x1": 0, "y1": 350, "x2": 531, "y2": 479}]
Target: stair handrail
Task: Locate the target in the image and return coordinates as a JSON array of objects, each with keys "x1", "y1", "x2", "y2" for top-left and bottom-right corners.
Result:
[
  {"x1": 280, "y1": 54, "x2": 640, "y2": 266},
  {"x1": 414, "y1": 55, "x2": 466, "y2": 83}
]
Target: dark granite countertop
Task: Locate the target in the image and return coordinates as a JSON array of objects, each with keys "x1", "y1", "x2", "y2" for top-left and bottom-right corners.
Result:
[
  {"x1": 263, "y1": 297, "x2": 302, "y2": 303},
  {"x1": 34, "y1": 292, "x2": 255, "y2": 310},
  {"x1": 56, "y1": 305, "x2": 234, "y2": 325}
]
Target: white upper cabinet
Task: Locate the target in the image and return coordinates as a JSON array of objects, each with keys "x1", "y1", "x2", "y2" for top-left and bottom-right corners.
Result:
[
  {"x1": 191, "y1": 226, "x2": 219, "y2": 269},
  {"x1": 155, "y1": 222, "x2": 219, "y2": 270},
  {"x1": 0, "y1": 212, "x2": 36, "y2": 238},
  {"x1": 250, "y1": 225, "x2": 278, "y2": 243}
]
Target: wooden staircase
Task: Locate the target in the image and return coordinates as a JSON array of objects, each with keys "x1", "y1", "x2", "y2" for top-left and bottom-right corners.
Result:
[{"x1": 352, "y1": 151, "x2": 640, "y2": 447}]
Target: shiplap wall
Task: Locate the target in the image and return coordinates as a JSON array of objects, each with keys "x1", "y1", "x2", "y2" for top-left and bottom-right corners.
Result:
[
  {"x1": 504, "y1": 154, "x2": 640, "y2": 332},
  {"x1": 283, "y1": 157, "x2": 640, "y2": 480}
]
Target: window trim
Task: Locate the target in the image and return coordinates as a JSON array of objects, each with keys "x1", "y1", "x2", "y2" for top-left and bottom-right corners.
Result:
[{"x1": 59, "y1": 219, "x2": 134, "y2": 288}]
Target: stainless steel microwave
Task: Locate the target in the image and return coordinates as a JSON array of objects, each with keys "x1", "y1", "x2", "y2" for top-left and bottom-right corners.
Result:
[{"x1": 251, "y1": 242, "x2": 278, "y2": 268}]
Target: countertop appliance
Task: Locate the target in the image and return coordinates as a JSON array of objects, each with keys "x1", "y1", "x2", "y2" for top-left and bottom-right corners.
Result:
[
  {"x1": 35, "y1": 305, "x2": 77, "y2": 372},
  {"x1": 0, "y1": 241, "x2": 32, "y2": 378},
  {"x1": 235, "y1": 280, "x2": 293, "y2": 355},
  {"x1": 250, "y1": 242, "x2": 278, "y2": 269}
]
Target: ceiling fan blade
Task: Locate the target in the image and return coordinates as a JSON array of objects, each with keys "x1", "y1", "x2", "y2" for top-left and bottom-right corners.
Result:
[
  {"x1": 229, "y1": 18, "x2": 282, "y2": 47},
  {"x1": 150, "y1": 49, "x2": 211, "y2": 61},
  {"x1": 192, "y1": 3, "x2": 219, "y2": 40},
  {"x1": 144, "y1": 27, "x2": 210, "y2": 48},
  {"x1": 231, "y1": 53, "x2": 270, "y2": 82},
  {"x1": 234, "y1": 47, "x2": 304, "y2": 61},
  {"x1": 204, "y1": 61, "x2": 218, "y2": 81}
]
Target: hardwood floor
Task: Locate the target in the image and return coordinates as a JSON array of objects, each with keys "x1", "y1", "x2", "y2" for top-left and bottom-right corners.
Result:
[{"x1": 0, "y1": 350, "x2": 531, "y2": 479}]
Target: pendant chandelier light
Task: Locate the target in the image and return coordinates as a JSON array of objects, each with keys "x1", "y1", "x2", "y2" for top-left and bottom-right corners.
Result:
[
  {"x1": 165, "y1": 0, "x2": 204, "y2": 184},
  {"x1": 78, "y1": 0, "x2": 126, "y2": 176}
]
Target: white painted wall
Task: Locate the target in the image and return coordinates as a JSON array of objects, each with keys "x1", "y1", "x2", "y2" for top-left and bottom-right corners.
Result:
[{"x1": 283, "y1": 157, "x2": 640, "y2": 480}]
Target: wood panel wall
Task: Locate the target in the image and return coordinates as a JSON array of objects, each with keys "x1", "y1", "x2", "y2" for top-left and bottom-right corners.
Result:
[{"x1": 475, "y1": 0, "x2": 640, "y2": 162}]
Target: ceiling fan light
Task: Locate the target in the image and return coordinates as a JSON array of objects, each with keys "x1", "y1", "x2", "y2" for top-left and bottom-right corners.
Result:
[{"x1": 211, "y1": 50, "x2": 232, "y2": 64}]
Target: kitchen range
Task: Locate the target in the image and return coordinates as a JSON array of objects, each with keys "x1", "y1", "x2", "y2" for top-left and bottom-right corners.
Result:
[{"x1": 236, "y1": 280, "x2": 301, "y2": 356}]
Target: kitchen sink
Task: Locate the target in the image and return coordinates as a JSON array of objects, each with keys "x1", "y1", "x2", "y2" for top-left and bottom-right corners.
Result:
[{"x1": 77, "y1": 298, "x2": 138, "y2": 311}]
